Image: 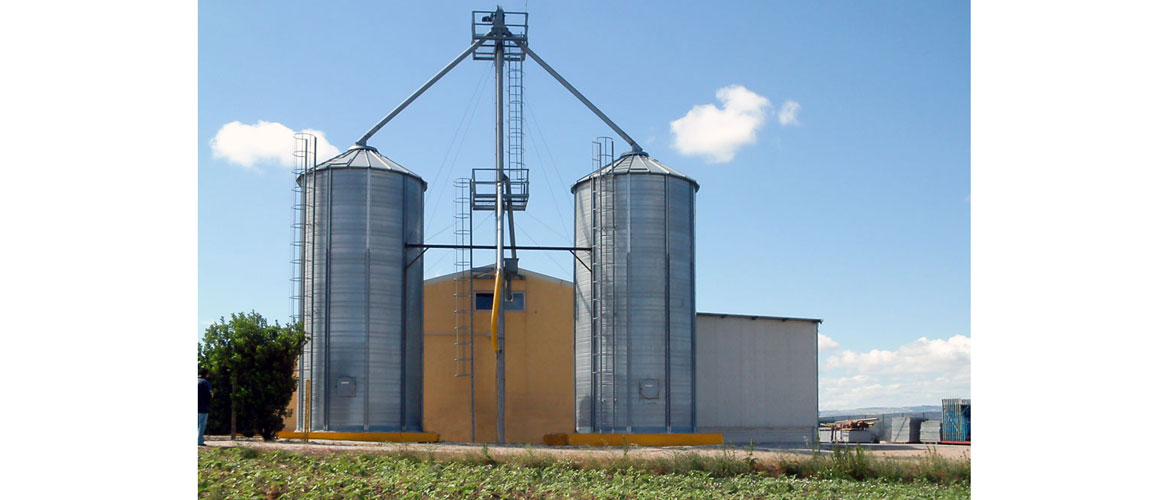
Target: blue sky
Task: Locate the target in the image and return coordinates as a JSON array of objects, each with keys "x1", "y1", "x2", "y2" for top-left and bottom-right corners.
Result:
[{"x1": 199, "y1": 1, "x2": 970, "y2": 410}]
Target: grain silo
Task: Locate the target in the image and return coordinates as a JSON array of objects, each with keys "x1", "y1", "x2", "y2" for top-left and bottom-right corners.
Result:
[
  {"x1": 296, "y1": 145, "x2": 426, "y2": 432},
  {"x1": 572, "y1": 151, "x2": 699, "y2": 433}
]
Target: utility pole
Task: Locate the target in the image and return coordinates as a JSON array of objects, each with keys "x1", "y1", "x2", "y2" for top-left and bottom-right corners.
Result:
[{"x1": 492, "y1": 7, "x2": 507, "y2": 446}]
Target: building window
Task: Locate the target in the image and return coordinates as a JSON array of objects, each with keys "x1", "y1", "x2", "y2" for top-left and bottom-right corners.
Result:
[{"x1": 475, "y1": 292, "x2": 525, "y2": 311}]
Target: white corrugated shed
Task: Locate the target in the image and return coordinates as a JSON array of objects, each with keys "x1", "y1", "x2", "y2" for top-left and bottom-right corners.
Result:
[{"x1": 696, "y1": 313, "x2": 820, "y2": 444}]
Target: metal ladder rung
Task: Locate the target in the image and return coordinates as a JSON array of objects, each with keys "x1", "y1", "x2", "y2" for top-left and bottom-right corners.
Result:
[
  {"x1": 588, "y1": 136, "x2": 617, "y2": 431},
  {"x1": 452, "y1": 178, "x2": 473, "y2": 377}
]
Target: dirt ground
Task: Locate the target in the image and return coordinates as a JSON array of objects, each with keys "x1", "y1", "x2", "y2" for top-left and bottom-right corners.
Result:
[{"x1": 201, "y1": 436, "x2": 970, "y2": 462}]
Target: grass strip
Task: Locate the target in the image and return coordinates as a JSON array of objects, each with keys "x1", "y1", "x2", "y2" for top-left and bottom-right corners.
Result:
[{"x1": 199, "y1": 444, "x2": 969, "y2": 499}]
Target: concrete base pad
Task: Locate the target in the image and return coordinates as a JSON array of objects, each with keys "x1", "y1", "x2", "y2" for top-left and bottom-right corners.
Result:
[
  {"x1": 276, "y1": 431, "x2": 439, "y2": 443},
  {"x1": 553, "y1": 433, "x2": 723, "y2": 447}
]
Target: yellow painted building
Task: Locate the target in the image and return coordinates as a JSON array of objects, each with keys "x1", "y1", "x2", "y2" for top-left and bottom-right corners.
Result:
[
  {"x1": 285, "y1": 266, "x2": 575, "y2": 444},
  {"x1": 422, "y1": 267, "x2": 574, "y2": 444}
]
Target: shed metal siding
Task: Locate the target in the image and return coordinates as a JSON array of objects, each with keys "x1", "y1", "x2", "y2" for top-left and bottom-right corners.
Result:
[{"x1": 695, "y1": 314, "x2": 818, "y2": 443}]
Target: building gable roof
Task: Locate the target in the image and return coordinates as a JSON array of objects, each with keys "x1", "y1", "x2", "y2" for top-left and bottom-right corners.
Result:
[{"x1": 424, "y1": 265, "x2": 571, "y2": 288}]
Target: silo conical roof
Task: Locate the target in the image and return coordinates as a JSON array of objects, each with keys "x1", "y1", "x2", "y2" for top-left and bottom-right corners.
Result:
[
  {"x1": 573, "y1": 152, "x2": 699, "y2": 191},
  {"x1": 305, "y1": 145, "x2": 427, "y2": 188}
]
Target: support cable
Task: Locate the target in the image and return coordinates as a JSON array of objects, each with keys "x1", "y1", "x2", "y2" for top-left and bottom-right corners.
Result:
[
  {"x1": 524, "y1": 100, "x2": 572, "y2": 233},
  {"x1": 517, "y1": 43, "x2": 642, "y2": 154},
  {"x1": 425, "y1": 64, "x2": 493, "y2": 233},
  {"x1": 519, "y1": 211, "x2": 570, "y2": 242},
  {"x1": 355, "y1": 39, "x2": 487, "y2": 147},
  {"x1": 523, "y1": 120, "x2": 570, "y2": 237}
]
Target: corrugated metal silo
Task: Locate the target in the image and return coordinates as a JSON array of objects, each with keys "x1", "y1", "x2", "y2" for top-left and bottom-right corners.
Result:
[
  {"x1": 572, "y1": 152, "x2": 699, "y2": 433},
  {"x1": 296, "y1": 145, "x2": 426, "y2": 432}
]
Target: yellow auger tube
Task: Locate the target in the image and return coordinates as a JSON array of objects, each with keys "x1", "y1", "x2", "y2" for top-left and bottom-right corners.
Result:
[{"x1": 490, "y1": 268, "x2": 503, "y2": 352}]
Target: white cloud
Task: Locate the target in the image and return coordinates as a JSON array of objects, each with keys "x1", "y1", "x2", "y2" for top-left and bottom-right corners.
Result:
[
  {"x1": 210, "y1": 120, "x2": 341, "y2": 169},
  {"x1": 818, "y1": 333, "x2": 840, "y2": 350},
  {"x1": 819, "y1": 372, "x2": 969, "y2": 411},
  {"x1": 669, "y1": 85, "x2": 771, "y2": 163},
  {"x1": 820, "y1": 335, "x2": 970, "y2": 410},
  {"x1": 778, "y1": 100, "x2": 801, "y2": 126},
  {"x1": 827, "y1": 335, "x2": 970, "y2": 374}
]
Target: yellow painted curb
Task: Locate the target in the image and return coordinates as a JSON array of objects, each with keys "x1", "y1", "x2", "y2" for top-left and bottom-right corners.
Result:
[
  {"x1": 566, "y1": 433, "x2": 723, "y2": 447},
  {"x1": 276, "y1": 431, "x2": 440, "y2": 443}
]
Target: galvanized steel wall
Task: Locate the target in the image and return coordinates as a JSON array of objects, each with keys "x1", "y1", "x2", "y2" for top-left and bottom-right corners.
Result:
[
  {"x1": 572, "y1": 156, "x2": 697, "y2": 433},
  {"x1": 297, "y1": 153, "x2": 424, "y2": 432}
]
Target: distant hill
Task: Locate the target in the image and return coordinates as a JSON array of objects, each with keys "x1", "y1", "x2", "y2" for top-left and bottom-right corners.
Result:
[{"x1": 819, "y1": 405, "x2": 941, "y2": 418}]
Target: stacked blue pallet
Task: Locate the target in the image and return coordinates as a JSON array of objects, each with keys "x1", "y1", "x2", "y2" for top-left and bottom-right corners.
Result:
[{"x1": 941, "y1": 398, "x2": 971, "y2": 442}]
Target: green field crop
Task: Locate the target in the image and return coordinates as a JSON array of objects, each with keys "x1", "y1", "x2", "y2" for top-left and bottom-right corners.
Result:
[{"x1": 198, "y1": 447, "x2": 970, "y2": 499}]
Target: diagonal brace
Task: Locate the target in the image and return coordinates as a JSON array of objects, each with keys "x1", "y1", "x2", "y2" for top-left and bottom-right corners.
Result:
[
  {"x1": 355, "y1": 39, "x2": 488, "y2": 147},
  {"x1": 518, "y1": 42, "x2": 643, "y2": 154}
]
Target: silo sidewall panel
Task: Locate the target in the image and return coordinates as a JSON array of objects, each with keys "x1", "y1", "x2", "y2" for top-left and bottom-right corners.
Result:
[
  {"x1": 572, "y1": 186, "x2": 593, "y2": 432},
  {"x1": 327, "y1": 170, "x2": 370, "y2": 430},
  {"x1": 627, "y1": 175, "x2": 668, "y2": 432},
  {"x1": 402, "y1": 177, "x2": 425, "y2": 432},
  {"x1": 614, "y1": 176, "x2": 631, "y2": 431},
  {"x1": 310, "y1": 172, "x2": 329, "y2": 430},
  {"x1": 667, "y1": 178, "x2": 696, "y2": 431},
  {"x1": 367, "y1": 170, "x2": 404, "y2": 431}
]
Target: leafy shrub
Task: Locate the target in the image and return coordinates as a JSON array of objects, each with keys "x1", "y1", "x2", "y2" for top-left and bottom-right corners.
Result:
[{"x1": 198, "y1": 312, "x2": 306, "y2": 440}]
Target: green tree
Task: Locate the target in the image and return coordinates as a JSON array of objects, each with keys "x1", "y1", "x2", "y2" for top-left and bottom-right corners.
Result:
[{"x1": 198, "y1": 311, "x2": 306, "y2": 441}]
